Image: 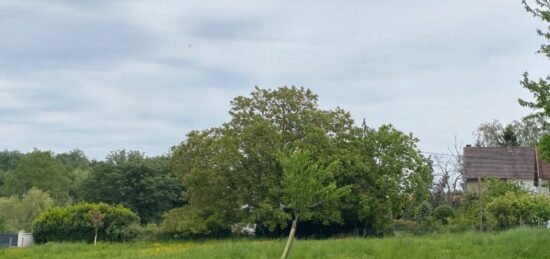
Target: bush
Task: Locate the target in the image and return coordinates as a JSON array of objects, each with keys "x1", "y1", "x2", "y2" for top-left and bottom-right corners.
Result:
[
  {"x1": 483, "y1": 178, "x2": 528, "y2": 201},
  {"x1": 530, "y1": 194, "x2": 550, "y2": 225},
  {"x1": 32, "y1": 203, "x2": 140, "y2": 243},
  {"x1": 414, "y1": 202, "x2": 432, "y2": 222},
  {"x1": 0, "y1": 214, "x2": 5, "y2": 232},
  {"x1": 134, "y1": 223, "x2": 162, "y2": 241},
  {"x1": 160, "y1": 206, "x2": 232, "y2": 238},
  {"x1": 433, "y1": 205, "x2": 454, "y2": 224},
  {"x1": 488, "y1": 192, "x2": 550, "y2": 230},
  {"x1": 393, "y1": 219, "x2": 421, "y2": 234}
]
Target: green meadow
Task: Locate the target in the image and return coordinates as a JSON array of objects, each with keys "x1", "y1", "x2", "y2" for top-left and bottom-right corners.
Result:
[{"x1": 2, "y1": 228, "x2": 550, "y2": 259}]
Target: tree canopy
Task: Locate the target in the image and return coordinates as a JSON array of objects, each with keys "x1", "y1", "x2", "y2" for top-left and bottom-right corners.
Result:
[
  {"x1": 0, "y1": 150, "x2": 71, "y2": 204},
  {"x1": 80, "y1": 150, "x2": 182, "y2": 224},
  {"x1": 519, "y1": 1, "x2": 550, "y2": 127},
  {"x1": 166, "y1": 86, "x2": 433, "y2": 237}
]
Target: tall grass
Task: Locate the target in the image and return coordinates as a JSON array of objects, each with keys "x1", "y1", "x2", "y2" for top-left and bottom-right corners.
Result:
[{"x1": 2, "y1": 227, "x2": 550, "y2": 258}]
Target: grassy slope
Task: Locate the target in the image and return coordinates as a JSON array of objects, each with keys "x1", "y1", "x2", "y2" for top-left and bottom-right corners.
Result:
[{"x1": 2, "y1": 228, "x2": 550, "y2": 259}]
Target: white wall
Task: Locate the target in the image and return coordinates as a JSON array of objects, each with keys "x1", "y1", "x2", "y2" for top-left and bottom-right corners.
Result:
[{"x1": 17, "y1": 232, "x2": 33, "y2": 247}]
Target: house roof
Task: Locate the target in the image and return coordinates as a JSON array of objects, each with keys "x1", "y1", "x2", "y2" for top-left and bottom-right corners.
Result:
[{"x1": 463, "y1": 146, "x2": 537, "y2": 180}]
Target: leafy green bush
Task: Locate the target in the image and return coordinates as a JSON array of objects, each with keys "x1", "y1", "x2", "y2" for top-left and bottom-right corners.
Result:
[
  {"x1": 32, "y1": 203, "x2": 140, "y2": 243},
  {"x1": 433, "y1": 205, "x2": 454, "y2": 224},
  {"x1": 160, "y1": 206, "x2": 232, "y2": 238},
  {"x1": 483, "y1": 178, "x2": 528, "y2": 201},
  {"x1": 414, "y1": 202, "x2": 432, "y2": 222},
  {"x1": 134, "y1": 223, "x2": 162, "y2": 241},
  {"x1": 393, "y1": 219, "x2": 421, "y2": 234},
  {"x1": 488, "y1": 192, "x2": 550, "y2": 230},
  {"x1": 530, "y1": 194, "x2": 550, "y2": 226}
]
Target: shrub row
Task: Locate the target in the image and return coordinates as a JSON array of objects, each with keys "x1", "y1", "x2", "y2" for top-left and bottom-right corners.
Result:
[{"x1": 32, "y1": 203, "x2": 140, "y2": 243}]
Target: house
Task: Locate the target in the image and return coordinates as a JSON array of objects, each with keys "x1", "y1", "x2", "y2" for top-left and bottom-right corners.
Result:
[{"x1": 463, "y1": 145, "x2": 550, "y2": 194}]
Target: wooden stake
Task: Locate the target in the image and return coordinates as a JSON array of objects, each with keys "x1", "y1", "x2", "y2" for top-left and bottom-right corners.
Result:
[{"x1": 281, "y1": 215, "x2": 299, "y2": 259}]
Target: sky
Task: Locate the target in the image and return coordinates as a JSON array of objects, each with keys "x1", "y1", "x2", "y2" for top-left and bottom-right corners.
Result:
[{"x1": 1, "y1": 0, "x2": 550, "y2": 160}]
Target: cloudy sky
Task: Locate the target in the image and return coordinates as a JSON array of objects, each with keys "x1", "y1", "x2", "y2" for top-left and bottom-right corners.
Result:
[{"x1": 1, "y1": 0, "x2": 549, "y2": 159}]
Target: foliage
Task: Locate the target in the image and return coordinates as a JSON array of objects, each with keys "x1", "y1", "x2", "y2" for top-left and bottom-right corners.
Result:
[
  {"x1": 530, "y1": 194, "x2": 550, "y2": 225},
  {"x1": 169, "y1": 86, "x2": 432, "y2": 237},
  {"x1": 413, "y1": 201, "x2": 432, "y2": 222},
  {"x1": 519, "y1": 1, "x2": 550, "y2": 128},
  {"x1": 483, "y1": 178, "x2": 529, "y2": 201},
  {"x1": 32, "y1": 202, "x2": 140, "y2": 243},
  {"x1": 0, "y1": 150, "x2": 71, "y2": 204},
  {"x1": 55, "y1": 149, "x2": 90, "y2": 170},
  {"x1": 80, "y1": 150, "x2": 182, "y2": 224},
  {"x1": 474, "y1": 119, "x2": 540, "y2": 147},
  {"x1": 433, "y1": 205, "x2": 455, "y2": 225},
  {"x1": 280, "y1": 150, "x2": 350, "y2": 222},
  {"x1": 0, "y1": 187, "x2": 54, "y2": 232},
  {"x1": 500, "y1": 125, "x2": 519, "y2": 147},
  {"x1": 160, "y1": 206, "x2": 232, "y2": 238},
  {"x1": 539, "y1": 134, "x2": 550, "y2": 163},
  {"x1": 0, "y1": 214, "x2": 5, "y2": 232},
  {"x1": 279, "y1": 150, "x2": 350, "y2": 258},
  {"x1": 350, "y1": 125, "x2": 433, "y2": 235},
  {"x1": 0, "y1": 150, "x2": 24, "y2": 172},
  {"x1": 487, "y1": 191, "x2": 550, "y2": 230},
  {"x1": 488, "y1": 192, "x2": 531, "y2": 229}
]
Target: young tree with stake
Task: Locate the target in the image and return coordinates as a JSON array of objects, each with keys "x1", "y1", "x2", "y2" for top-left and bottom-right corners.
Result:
[{"x1": 279, "y1": 150, "x2": 350, "y2": 259}]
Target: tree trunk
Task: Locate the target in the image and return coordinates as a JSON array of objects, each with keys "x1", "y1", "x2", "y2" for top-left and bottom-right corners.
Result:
[
  {"x1": 94, "y1": 228, "x2": 98, "y2": 246},
  {"x1": 362, "y1": 220, "x2": 368, "y2": 237},
  {"x1": 281, "y1": 214, "x2": 299, "y2": 259}
]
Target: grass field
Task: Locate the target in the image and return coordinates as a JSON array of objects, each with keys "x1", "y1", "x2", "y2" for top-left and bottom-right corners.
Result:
[{"x1": 2, "y1": 228, "x2": 550, "y2": 258}]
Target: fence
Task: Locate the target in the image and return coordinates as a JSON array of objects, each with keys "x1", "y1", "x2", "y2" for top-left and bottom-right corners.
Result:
[{"x1": 0, "y1": 234, "x2": 17, "y2": 247}]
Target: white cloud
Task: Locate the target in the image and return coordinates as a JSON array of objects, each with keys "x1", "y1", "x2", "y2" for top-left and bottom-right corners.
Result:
[{"x1": 0, "y1": 0, "x2": 549, "y2": 158}]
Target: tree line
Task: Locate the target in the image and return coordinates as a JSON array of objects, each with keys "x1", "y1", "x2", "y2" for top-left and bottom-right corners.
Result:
[{"x1": 0, "y1": 86, "x2": 434, "y2": 240}]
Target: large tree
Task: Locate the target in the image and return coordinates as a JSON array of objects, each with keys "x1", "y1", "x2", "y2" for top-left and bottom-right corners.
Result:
[
  {"x1": 55, "y1": 149, "x2": 90, "y2": 170},
  {"x1": 519, "y1": 1, "x2": 550, "y2": 127},
  {"x1": 80, "y1": 150, "x2": 182, "y2": 224},
  {"x1": 0, "y1": 150, "x2": 25, "y2": 192},
  {"x1": 342, "y1": 124, "x2": 433, "y2": 235},
  {"x1": 0, "y1": 150, "x2": 24, "y2": 172},
  {"x1": 473, "y1": 119, "x2": 543, "y2": 147},
  {"x1": 0, "y1": 150, "x2": 71, "y2": 204},
  {"x1": 167, "y1": 86, "x2": 432, "y2": 237},
  {"x1": 0, "y1": 188, "x2": 54, "y2": 232}
]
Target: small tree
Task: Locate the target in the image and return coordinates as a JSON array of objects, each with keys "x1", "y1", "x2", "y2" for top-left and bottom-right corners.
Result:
[
  {"x1": 279, "y1": 150, "x2": 350, "y2": 259},
  {"x1": 90, "y1": 209, "x2": 104, "y2": 245},
  {"x1": 539, "y1": 134, "x2": 550, "y2": 163}
]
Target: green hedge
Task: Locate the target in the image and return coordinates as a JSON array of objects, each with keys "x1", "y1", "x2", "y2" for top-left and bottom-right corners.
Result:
[{"x1": 32, "y1": 203, "x2": 140, "y2": 243}]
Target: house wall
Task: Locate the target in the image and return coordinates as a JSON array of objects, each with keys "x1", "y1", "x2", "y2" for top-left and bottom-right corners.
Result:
[
  {"x1": 508, "y1": 179, "x2": 538, "y2": 193},
  {"x1": 465, "y1": 179, "x2": 481, "y2": 193},
  {"x1": 539, "y1": 179, "x2": 550, "y2": 195}
]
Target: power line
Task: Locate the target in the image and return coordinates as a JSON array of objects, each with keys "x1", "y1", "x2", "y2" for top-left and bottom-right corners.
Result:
[{"x1": 421, "y1": 151, "x2": 454, "y2": 157}]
